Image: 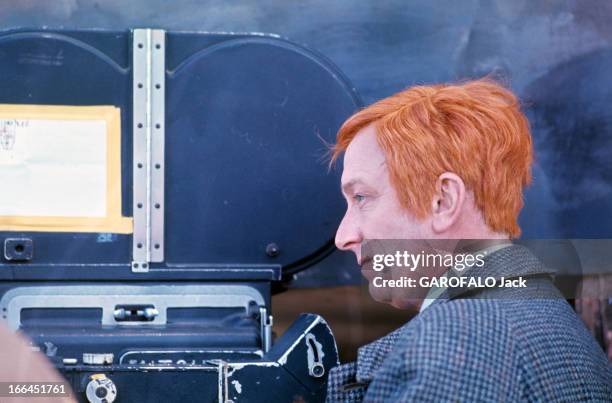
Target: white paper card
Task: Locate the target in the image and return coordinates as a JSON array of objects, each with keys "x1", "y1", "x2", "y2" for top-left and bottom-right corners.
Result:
[{"x1": 0, "y1": 118, "x2": 107, "y2": 217}]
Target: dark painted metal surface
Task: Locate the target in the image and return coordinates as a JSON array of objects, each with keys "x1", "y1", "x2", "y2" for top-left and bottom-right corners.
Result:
[
  {"x1": 0, "y1": 29, "x2": 360, "y2": 282},
  {"x1": 0, "y1": 28, "x2": 350, "y2": 402},
  {"x1": 54, "y1": 313, "x2": 337, "y2": 402},
  {"x1": 164, "y1": 32, "x2": 359, "y2": 268}
]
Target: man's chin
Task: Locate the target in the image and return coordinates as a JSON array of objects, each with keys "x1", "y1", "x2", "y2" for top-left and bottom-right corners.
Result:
[
  {"x1": 369, "y1": 293, "x2": 421, "y2": 313},
  {"x1": 367, "y1": 282, "x2": 391, "y2": 303},
  {"x1": 389, "y1": 298, "x2": 422, "y2": 312},
  {"x1": 361, "y1": 268, "x2": 376, "y2": 281}
]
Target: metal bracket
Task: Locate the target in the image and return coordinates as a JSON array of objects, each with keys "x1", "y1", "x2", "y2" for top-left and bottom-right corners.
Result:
[
  {"x1": 132, "y1": 29, "x2": 166, "y2": 271},
  {"x1": 1, "y1": 285, "x2": 266, "y2": 330},
  {"x1": 3, "y1": 238, "x2": 33, "y2": 262},
  {"x1": 259, "y1": 307, "x2": 273, "y2": 353}
]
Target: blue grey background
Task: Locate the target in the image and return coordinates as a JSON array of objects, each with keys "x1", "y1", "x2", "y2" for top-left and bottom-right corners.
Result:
[{"x1": 1, "y1": 0, "x2": 611, "y2": 285}]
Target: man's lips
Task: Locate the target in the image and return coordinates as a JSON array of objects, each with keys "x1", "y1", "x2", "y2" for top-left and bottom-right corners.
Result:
[
  {"x1": 359, "y1": 256, "x2": 376, "y2": 279},
  {"x1": 358, "y1": 255, "x2": 372, "y2": 266}
]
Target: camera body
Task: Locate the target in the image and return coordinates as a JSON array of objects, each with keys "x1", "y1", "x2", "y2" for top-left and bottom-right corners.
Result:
[{"x1": 0, "y1": 28, "x2": 360, "y2": 402}]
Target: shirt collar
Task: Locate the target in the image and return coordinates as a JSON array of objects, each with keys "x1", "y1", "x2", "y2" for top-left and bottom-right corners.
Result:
[{"x1": 419, "y1": 241, "x2": 513, "y2": 313}]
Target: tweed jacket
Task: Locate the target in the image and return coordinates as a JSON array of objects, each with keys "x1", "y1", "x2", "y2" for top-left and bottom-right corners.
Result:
[{"x1": 325, "y1": 245, "x2": 612, "y2": 402}]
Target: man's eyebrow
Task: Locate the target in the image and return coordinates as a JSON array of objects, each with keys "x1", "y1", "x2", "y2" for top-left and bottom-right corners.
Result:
[{"x1": 341, "y1": 179, "x2": 366, "y2": 194}]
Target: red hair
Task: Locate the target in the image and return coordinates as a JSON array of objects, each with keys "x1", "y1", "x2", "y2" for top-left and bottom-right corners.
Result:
[{"x1": 331, "y1": 78, "x2": 533, "y2": 237}]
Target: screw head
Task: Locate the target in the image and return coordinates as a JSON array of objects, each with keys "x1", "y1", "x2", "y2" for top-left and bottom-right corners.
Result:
[
  {"x1": 311, "y1": 364, "x2": 325, "y2": 377},
  {"x1": 266, "y1": 243, "x2": 280, "y2": 257}
]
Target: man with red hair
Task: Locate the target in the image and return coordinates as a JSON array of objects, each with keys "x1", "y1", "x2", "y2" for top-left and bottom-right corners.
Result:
[{"x1": 326, "y1": 79, "x2": 612, "y2": 401}]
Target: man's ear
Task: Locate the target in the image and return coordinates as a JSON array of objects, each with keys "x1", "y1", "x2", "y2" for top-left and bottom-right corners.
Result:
[{"x1": 431, "y1": 172, "x2": 466, "y2": 234}]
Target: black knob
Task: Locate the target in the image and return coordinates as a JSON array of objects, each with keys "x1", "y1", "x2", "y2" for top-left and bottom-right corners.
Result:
[{"x1": 95, "y1": 387, "x2": 108, "y2": 398}]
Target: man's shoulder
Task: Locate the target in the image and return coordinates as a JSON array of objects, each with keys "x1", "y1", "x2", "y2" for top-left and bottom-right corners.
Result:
[
  {"x1": 396, "y1": 298, "x2": 521, "y2": 358},
  {"x1": 405, "y1": 297, "x2": 582, "y2": 346},
  {"x1": 367, "y1": 297, "x2": 611, "y2": 401},
  {"x1": 390, "y1": 296, "x2": 607, "y2": 376},
  {"x1": 390, "y1": 297, "x2": 611, "y2": 395},
  {"x1": 364, "y1": 299, "x2": 525, "y2": 401}
]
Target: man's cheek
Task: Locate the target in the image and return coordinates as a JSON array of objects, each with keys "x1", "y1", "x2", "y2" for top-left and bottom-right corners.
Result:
[
  {"x1": 361, "y1": 209, "x2": 392, "y2": 239},
  {"x1": 366, "y1": 268, "x2": 394, "y2": 303}
]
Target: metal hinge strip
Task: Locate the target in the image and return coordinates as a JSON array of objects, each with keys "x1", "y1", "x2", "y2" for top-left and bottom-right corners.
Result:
[{"x1": 132, "y1": 28, "x2": 165, "y2": 271}]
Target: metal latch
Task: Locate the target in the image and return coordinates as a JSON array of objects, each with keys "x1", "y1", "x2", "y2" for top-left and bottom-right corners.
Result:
[
  {"x1": 259, "y1": 307, "x2": 273, "y2": 353},
  {"x1": 113, "y1": 305, "x2": 159, "y2": 322},
  {"x1": 306, "y1": 333, "x2": 325, "y2": 378}
]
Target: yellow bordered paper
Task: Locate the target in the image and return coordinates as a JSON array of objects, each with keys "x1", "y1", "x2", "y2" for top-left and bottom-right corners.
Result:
[{"x1": 0, "y1": 104, "x2": 132, "y2": 233}]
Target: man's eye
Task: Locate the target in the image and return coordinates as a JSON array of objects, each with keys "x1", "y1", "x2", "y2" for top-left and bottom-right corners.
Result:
[{"x1": 353, "y1": 194, "x2": 366, "y2": 203}]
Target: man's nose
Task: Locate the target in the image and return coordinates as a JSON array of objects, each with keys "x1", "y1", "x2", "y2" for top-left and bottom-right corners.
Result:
[{"x1": 335, "y1": 211, "x2": 361, "y2": 252}]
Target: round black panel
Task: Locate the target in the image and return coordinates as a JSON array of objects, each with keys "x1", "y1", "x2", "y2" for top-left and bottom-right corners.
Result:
[{"x1": 166, "y1": 36, "x2": 360, "y2": 268}]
